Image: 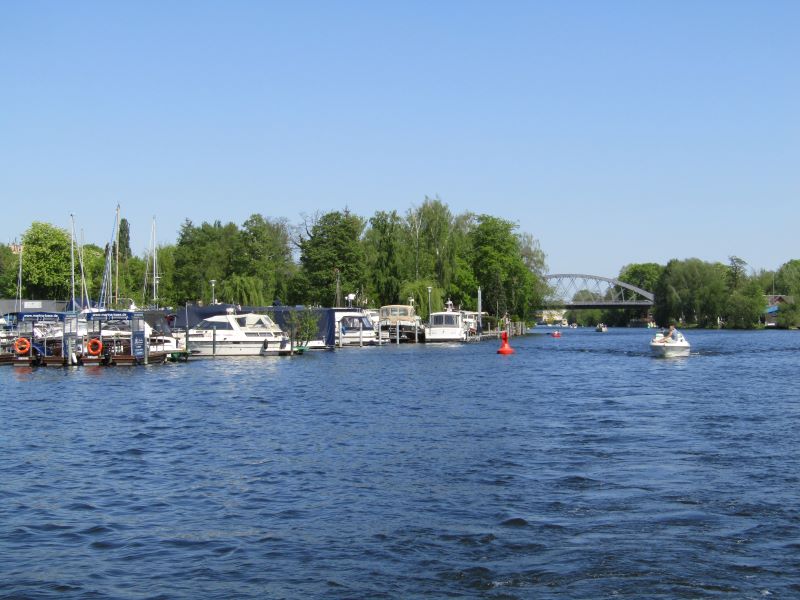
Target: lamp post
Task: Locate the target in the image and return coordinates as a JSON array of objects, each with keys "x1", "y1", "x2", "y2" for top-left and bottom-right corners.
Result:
[
  {"x1": 427, "y1": 286, "x2": 432, "y2": 321},
  {"x1": 210, "y1": 279, "x2": 216, "y2": 304}
]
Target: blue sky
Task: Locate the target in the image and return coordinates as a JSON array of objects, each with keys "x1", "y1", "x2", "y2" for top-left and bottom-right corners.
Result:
[{"x1": 2, "y1": 1, "x2": 798, "y2": 277}]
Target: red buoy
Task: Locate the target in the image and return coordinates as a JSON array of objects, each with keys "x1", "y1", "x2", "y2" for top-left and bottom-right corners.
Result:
[
  {"x1": 552, "y1": 330, "x2": 562, "y2": 338},
  {"x1": 497, "y1": 330, "x2": 514, "y2": 354}
]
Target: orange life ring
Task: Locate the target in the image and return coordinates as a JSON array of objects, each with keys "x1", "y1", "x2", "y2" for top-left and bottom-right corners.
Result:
[
  {"x1": 87, "y1": 338, "x2": 103, "y2": 356},
  {"x1": 14, "y1": 337, "x2": 31, "y2": 354}
]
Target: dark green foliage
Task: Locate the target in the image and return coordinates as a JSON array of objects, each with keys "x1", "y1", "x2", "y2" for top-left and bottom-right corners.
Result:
[
  {"x1": 723, "y1": 280, "x2": 766, "y2": 329},
  {"x1": 365, "y1": 211, "x2": 403, "y2": 306},
  {"x1": 118, "y1": 218, "x2": 133, "y2": 261},
  {"x1": 298, "y1": 211, "x2": 367, "y2": 307},
  {"x1": 20, "y1": 222, "x2": 72, "y2": 300},
  {"x1": 468, "y1": 215, "x2": 540, "y2": 320},
  {"x1": 0, "y1": 244, "x2": 17, "y2": 297}
]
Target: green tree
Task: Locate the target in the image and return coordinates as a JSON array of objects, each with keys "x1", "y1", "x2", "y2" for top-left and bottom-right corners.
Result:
[
  {"x1": 727, "y1": 256, "x2": 748, "y2": 291},
  {"x1": 0, "y1": 244, "x2": 18, "y2": 297},
  {"x1": 118, "y1": 218, "x2": 133, "y2": 261},
  {"x1": 298, "y1": 210, "x2": 367, "y2": 306},
  {"x1": 614, "y1": 262, "x2": 664, "y2": 326},
  {"x1": 233, "y1": 214, "x2": 294, "y2": 305},
  {"x1": 654, "y1": 258, "x2": 727, "y2": 327},
  {"x1": 364, "y1": 211, "x2": 403, "y2": 306},
  {"x1": 217, "y1": 274, "x2": 266, "y2": 306},
  {"x1": 775, "y1": 259, "x2": 800, "y2": 295},
  {"x1": 173, "y1": 219, "x2": 241, "y2": 304},
  {"x1": 468, "y1": 215, "x2": 538, "y2": 320},
  {"x1": 20, "y1": 222, "x2": 72, "y2": 300},
  {"x1": 723, "y1": 279, "x2": 766, "y2": 329}
]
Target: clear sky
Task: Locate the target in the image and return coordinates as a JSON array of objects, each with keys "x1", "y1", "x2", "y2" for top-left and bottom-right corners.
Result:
[{"x1": 2, "y1": 1, "x2": 798, "y2": 277}]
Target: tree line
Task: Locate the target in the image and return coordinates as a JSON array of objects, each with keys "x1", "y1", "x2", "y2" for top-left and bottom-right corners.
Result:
[
  {"x1": 1, "y1": 197, "x2": 547, "y2": 321},
  {"x1": 3, "y1": 201, "x2": 798, "y2": 328},
  {"x1": 566, "y1": 257, "x2": 800, "y2": 329}
]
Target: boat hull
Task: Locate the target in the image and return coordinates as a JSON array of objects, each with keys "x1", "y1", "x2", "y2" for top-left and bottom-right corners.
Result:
[
  {"x1": 188, "y1": 339, "x2": 290, "y2": 357},
  {"x1": 650, "y1": 341, "x2": 690, "y2": 357}
]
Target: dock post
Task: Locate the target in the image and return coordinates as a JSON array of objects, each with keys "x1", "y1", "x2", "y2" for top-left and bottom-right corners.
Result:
[
  {"x1": 359, "y1": 321, "x2": 363, "y2": 347},
  {"x1": 212, "y1": 326, "x2": 217, "y2": 356}
]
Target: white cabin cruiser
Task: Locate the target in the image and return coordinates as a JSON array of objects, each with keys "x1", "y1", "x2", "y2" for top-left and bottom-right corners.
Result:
[
  {"x1": 186, "y1": 311, "x2": 290, "y2": 356},
  {"x1": 650, "y1": 331, "x2": 690, "y2": 357},
  {"x1": 379, "y1": 304, "x2": 425, "y2": 343},
  {"x1": 426, "y1": 300, "x2": 468, "y2": 343},
  {"x1": 334, "y1": 309, "x2": 379, "y2": 346}
]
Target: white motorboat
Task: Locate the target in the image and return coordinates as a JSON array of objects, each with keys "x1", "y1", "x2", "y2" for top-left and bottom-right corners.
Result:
[
  {"x1": 596, "y1": 323, "x2": 608, "y2": 333},
  {"x1": 334, "y1": 309, "x2": 379, "y2": 346},
  {"x1": 650, "y1": 332, "x2": 691, "y2": 357},
  {"x1": 186, "y1": 311, "x2": 290, "y2": 356},
  {"x1": 426, "y1": 300, "x2": 468, "y2": 343}
]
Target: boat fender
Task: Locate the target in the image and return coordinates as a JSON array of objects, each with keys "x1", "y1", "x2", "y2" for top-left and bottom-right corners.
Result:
[
  {"x1": 14, "y1": 337, "x2": 31, "y2": 354},
  {"x1": 87, "y1": 338, "x2": 103, "y2": 356}
]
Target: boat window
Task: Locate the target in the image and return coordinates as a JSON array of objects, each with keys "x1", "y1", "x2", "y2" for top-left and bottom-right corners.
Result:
[
  {"x1": 196, "y1": 320, "x2": 233, "y2": 331},
  {"x1": 341, "y1": 316, "x2": 373, "y2": 330},
  {"x1": 433, "y1": 314, "x2": 459, "y2": 327}
]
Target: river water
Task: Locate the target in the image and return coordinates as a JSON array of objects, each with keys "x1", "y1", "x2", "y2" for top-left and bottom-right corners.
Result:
[{"x1": 2, "y1": 328, "x2": 799, "y2": 599}]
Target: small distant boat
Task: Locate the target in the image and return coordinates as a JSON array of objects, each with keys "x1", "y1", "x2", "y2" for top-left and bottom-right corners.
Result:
[
  {"x1": 596, "y1": 323, "x2": 608, "y2": 333},
  {"x1": 650, "y1": 332, "x2": 691, "y2": 357},
  {"x1": 551, "y1": 330, "x2": 562, "y2": 338}
]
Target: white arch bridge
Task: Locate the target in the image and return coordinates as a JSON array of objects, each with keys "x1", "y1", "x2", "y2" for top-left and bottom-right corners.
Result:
[{"x1": 541, "y1": 274, "x2": 654, "y2": 309}]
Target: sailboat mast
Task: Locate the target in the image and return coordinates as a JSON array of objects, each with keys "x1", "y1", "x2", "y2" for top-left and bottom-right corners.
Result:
[
  {"x1": 80, "y1": 229, "x2": 88, "y2": 308},
  {"x1": 70, "y1": 214, "x2": 76, "y2": 310},
  {"x1": 114, "y1": 204, "x2": 120, "y2": 307},
  {"x1": 15, "y1": 238, "x2": 22, "y2": 313},
  {"x1": 152, "y1": 218, "x2": 159, "y2": 307}
]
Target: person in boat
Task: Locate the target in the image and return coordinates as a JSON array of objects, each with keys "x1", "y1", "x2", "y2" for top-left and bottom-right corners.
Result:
[{"x1": 663, "y1": 324, "x2": 680, "y2": 341}]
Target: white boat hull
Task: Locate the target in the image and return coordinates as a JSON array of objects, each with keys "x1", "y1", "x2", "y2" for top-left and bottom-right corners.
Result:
[
  {"x1": 425, "y1": 329, "x2": 467, "y2": 343},
  {"x1": 188, "y1": 338, "x2": 290, "y2": 356},
  {"x1": 650, "y1": 340, "x2": 690, "y2": 357}
]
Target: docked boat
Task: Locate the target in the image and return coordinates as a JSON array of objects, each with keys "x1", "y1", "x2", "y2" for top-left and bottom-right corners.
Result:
[
  {"x1": 186, "y1": 310, "x2": 290, "y2": 356},
  {"x1": 650, "y1": 331, "x2": 691, "y2": 357},
  {"x1": 379, "y1": 304, "x2": 425, "y2": 343},
  {"x1": 426, "y1": 300, "x2": 468, "y2": 343},
  {"x1": 333, "y1": 308, "x2": 379, "y2": 346}
]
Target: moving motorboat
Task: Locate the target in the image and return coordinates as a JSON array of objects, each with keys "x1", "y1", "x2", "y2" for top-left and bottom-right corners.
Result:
[
  {"x1": 650, "y1": 331, "x2": 691, "y2": 357},
  {"x1": 596, "y1": 323, "x2": 608, "y2": 333},
  {"x1": 186, "y1": 310, "x2": 290, "y2": 356}
]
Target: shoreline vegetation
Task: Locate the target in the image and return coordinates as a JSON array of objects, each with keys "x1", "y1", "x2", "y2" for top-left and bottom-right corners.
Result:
[{"x1": 2, "y1": 199, "x2": 798, "y2": 329}]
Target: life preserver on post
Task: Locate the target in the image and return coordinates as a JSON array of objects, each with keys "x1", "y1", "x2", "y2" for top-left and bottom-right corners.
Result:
[
  {"x1": 87, "y1": 338, "x2": 103, "y2": 356},
  {"x1": 14, "y1": 337, "x2": 31, "y2": 354}
]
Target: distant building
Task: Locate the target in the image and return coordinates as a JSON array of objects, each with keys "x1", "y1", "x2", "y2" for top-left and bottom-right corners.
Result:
[
  {"x1": 538, "y1": 308, "x2": 567, "y2": 324},
  {"x1": 0, "y1": 299, "x2": 68, "y2": 314},
  {"x1": 764, "y1": 294, "x2": 792, "y2": 327}
]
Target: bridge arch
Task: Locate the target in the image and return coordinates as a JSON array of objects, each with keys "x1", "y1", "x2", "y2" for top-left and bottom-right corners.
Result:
[{"x1": 541, "y1": 274, "x2": 654, "y2": 309}]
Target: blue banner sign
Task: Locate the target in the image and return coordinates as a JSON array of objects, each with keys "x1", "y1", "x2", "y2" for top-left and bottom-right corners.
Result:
[
  {"x1": 132, "y1": 331, "x2": 146, "y2": 358},
  {"x1": 19, "y1": 312, "x2": 66, "y2": 322},
  {"x1": 86, "y1": 311, "x2": 135, "y2": 322}
]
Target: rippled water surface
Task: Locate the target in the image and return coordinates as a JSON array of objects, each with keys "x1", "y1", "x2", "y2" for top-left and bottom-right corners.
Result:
[{"x1": 2, "y1": 328, "x2": 800, "y2": 599}]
